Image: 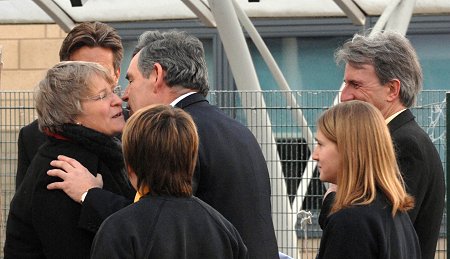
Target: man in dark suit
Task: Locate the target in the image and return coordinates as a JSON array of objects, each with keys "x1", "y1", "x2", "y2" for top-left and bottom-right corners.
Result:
[
  {"x1": 47, "y1": 30, "x2": 279, "y2": 259},
  {"x1": 319, "y1": 31, "x2": 444, "y2": 259},
  {"x1": 15, "y1": 21, "x2": 124, "y2": 189},
  {"x1": 16, "y1": 120, "x2": 46, "y2": 188}
]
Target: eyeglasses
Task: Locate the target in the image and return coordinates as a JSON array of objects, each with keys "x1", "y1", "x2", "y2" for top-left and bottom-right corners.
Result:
[{"x1": 83, "y1": 85, "x2": 122, "y2": 101}]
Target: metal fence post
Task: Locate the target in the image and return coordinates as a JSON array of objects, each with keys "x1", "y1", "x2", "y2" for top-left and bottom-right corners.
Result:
[{"x1": 446, "y1": 92, "x2": 450, "y2": 259}]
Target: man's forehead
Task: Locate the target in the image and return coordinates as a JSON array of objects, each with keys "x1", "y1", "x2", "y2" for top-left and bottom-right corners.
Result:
[
  {"x1": 126, "y1": 54, "x2": 141, "y2": 77},
  {"x1": 346, "y1": 62, "x2": 374, "y2": 71},
  {"x1": 345, "y1": 63, "x2": 376, "y2": 77},
  {"x1": 69, "y1": 46, "x2": 116, "y2": 75}
]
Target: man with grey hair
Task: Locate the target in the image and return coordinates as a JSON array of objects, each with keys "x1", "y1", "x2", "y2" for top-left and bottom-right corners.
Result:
[
  {"x1": 48, "y1": 30, "x2": 279, "y2": 259},
  {"x1": 319, "y1": 30, "x2": 444, "y2": 259}
]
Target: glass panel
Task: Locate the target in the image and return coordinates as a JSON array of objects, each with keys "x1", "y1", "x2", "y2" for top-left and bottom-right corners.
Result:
[
  {"x1": 249, "y1": 34, "x2": 450, "y2": 92},
  {"x1": 408, "y1": 34, "x2": 450, "y2": 90},
  {"x1": 248, "y1": 36, "x2": 348, "y2": 91}
]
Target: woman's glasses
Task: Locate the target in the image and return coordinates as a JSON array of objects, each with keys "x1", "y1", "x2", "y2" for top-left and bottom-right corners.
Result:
[{"x1": 83, "y1": 85, "x2": 122, "y2": 101}]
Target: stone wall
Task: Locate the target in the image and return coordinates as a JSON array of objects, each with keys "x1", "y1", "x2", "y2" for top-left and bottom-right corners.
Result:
[{"x1": 0, "y1": 24, "x2": 65, "y2": 90}]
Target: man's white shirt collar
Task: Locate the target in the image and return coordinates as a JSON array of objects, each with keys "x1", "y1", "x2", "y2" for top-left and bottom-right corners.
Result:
[
  {"x1": 385, "y1": 109, "x2": 406, "y2": 124},
  {"x1": 170, "y1": 92, "x2": 196, "y2": 107}
]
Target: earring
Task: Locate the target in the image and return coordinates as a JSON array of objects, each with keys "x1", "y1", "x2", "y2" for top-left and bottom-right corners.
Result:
[{"x1": 76, "y1": 122, "x2": 82, "y2": 126}]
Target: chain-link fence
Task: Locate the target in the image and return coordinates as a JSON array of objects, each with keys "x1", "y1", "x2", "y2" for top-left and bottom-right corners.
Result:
[{"x1": 0, "y1": 90, "x2": 447, "y2": 258}]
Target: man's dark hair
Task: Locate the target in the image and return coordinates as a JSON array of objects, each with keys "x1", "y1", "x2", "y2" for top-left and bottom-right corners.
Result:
[{"x1": 59, "y1": 21, "x2": 123, "y2": 73}]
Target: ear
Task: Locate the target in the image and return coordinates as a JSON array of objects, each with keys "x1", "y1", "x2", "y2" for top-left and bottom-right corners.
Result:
[
  {"x1": 114, "y1": 67, "x2": 121, "y2": 84},
  {"x1": 152, "y1": 63, "x2": 166, "y2": 92},
  {"x1": 386, "y1": 79, "x2": 401, "y2": 102}
]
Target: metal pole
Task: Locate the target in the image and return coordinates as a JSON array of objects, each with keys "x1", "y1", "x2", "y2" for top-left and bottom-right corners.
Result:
[
  {"x1": 207, "y1": 0, "x2": 294, "y2": 255},
  {"x1": 0, "y1": 47, "x2": 2, "y2": 89},
  {"x1": 446, "y1": 92, "x2": 450, "y2": 259},
  {"x1": 232, "y1": 0, "x2": 314, "y2": 152},
  {"x1": 32, "y1": 0, "x2": 75, "y2": 32},
  {"x1": 372, "y1": 0, "x2": 402, "y2": 33},
  {"x1": 385, "y1": 0, "x2": 417, "y2": 35},
  {"x1": 232, "y1": 1, "x2": 317, "y2": 225}
]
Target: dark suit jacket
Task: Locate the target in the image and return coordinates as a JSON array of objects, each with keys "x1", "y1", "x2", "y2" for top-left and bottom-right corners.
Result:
[
  {"x1": 16, "y1": 120, "x2": 46, "y2": 189},
  {"x1": 388, "y1": 109, "x2": 445, "y2": 259},
  {"x1": 175, "y1": 93, "x2": 278, "y2": 259},
  {"x1": 319, "y1": 109, "x2": 445, "y2": 259}
]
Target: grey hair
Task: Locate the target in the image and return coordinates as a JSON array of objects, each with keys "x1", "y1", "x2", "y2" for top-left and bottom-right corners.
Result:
[
  {"x1": 335, "y1": 30, "x2": 422, "y2": 108},
  {"x1": 134, "y1": 30, "x2": 209, "y2": 96},
  {"x1": 35, "y1": 61, "x2": 114, "y2": 133}
]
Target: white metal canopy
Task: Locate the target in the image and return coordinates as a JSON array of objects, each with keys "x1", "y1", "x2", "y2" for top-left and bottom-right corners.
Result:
[{"x1": 0, "y1": 0, "x2": 449, "y2": 27}]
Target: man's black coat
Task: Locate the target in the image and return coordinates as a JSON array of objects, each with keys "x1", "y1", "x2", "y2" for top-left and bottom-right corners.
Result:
[
  {"x1": 388, "y1": 109, "x2": 445, "y2": 259},
  {"x1": 175, "y1": 93, "x2": 278, "y2": 259}
]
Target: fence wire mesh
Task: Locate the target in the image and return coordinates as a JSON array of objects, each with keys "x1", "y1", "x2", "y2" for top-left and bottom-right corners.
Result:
[{"x1": 0, "y1": 90, "x2": 447, "y2": 258}]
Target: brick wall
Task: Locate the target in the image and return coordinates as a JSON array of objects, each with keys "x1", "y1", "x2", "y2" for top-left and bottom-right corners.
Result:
[{"x1": 0, "y1": 24, "x2": 65, "y2": 90}]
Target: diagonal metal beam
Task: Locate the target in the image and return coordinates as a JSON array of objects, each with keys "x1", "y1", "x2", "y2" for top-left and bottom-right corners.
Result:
[
  {"x1": 32, "y1": 0, "x2": 75, "y2": 33},
  {"x1": 232, "y1": 0, "x2": 316, "y2": 213},
  {"x1": 385, "y1": 0, "x2": 416, "y2": 35},
  {"x1": 232, "y1": 0, "x2": 314, "y2": 148},
  {"x1": 207, "y1": 0, "x2": 294, "y2": 254},
  {"x1": 181, "y1": 0, "x2": 216, "y2": 27},
  {"x1": 372, "y1": 0, "x2": 402, "y2": 33},
  {"x1": 333, "y1": 0, "x2": 366, "y2": 26}
]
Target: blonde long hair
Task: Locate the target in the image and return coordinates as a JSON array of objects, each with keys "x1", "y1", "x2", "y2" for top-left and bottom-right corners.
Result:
[{"x1": 317, "y1": 100, "x2": 414, "y2": 216}]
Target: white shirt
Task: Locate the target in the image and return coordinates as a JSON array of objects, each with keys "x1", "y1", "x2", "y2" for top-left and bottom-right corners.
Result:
[
  {"x1": 170, "y1": 92, "x2": 196, "y2": 107},
  {"x1": 385, "y1": 109, "x2": 406, "y2": 124}
]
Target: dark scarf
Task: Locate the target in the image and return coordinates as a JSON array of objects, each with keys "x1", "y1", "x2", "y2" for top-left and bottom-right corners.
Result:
[
  {"x1": 54, "y1": 124, "x2": 125, "y2": 172},
  {"x1": 45, "y1": 124, "x2": 134, "y2": 199},
  {"x1": 45, "y1": 124, "x2": 130, "y2": 190}
]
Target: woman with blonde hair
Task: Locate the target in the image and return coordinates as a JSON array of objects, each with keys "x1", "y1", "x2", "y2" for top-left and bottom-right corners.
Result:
[{"x1": 313, "y1": 100, "x2": 420, "y2": 259}]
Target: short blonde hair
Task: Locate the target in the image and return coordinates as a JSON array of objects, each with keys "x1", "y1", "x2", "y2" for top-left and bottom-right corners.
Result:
[
  {"x1": 122, "y1": 104, "x2": 199, "y2": 197},
  {"x1": 317, "y1": 100, "x2": 414, "y2": 216},
  {"x1": 35, "y1": 61, "x2": 114, "y2": 133}
]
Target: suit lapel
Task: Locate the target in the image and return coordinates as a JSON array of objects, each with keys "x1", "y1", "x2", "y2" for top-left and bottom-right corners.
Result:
[{"x1": 387, "y1": 109, "x2": 415, "y2": 133}]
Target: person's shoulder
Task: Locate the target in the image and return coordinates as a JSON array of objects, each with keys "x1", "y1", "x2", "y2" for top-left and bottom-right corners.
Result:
[
  {"x1": 191, "y1": 196, "x2": 215, "y2": 211},
  {"x1": 328, "y1": 204, "x2": 384, "y2": 229},
  {"x1": 392, "y1": 119, "x2": 437, "y2": 160},
  {"x1": 187, "y1": 100, "x2": 252, "y2": 136},
  {"x1": 19, "y1": 119, "x2": 39, "y2": 135},
  {"x1": 390, "y1": 111, "x2": 428, "y2": 139},
  {"x1": 40, "y1": 139, "x2": 91, "y2": 159},
  {"x1": 120, "y1": 196, "x2": 171, "y2": 220},
  {"x1": 20, "y1": 119, "x2": 40, "y2": 133},
  {"x1": 191, "y1": 197, "x2": 238, "y2": 230},
  {"x1": 101, "y1": 197, "x2": 170, "y2": 229},
  {"x1": 99, "y1": 201, "x2": 145, "y2": 232}
]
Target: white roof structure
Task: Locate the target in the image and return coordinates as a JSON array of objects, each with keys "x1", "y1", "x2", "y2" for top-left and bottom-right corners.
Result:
[{"x1": 1, "y1": 0, "x2": 449, "y2": 27}]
